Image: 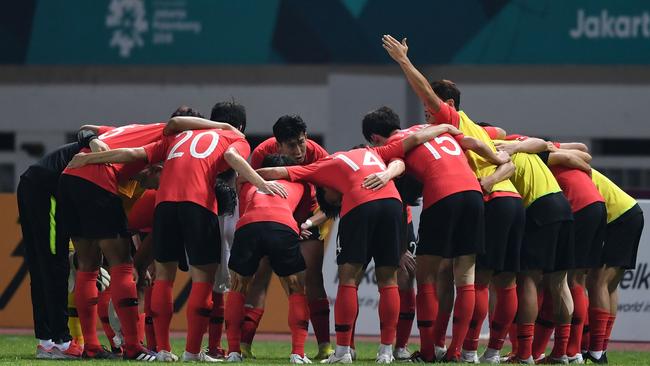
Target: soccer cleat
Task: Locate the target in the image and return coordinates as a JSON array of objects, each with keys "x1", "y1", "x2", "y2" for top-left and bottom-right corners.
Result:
[
  {"x1": 111, "y1": 346, "x2": 123, "y2": 357},
  {"x1": 182, "y1": 350, "x2": 222, "y2": 362},
  {"x1": 226, "y1": 352, "x2": 244, "y2": 362},
  {"x1": 50, "y1": 340, "x2": 83, "y2": 359},
  {"x1": 82, "y1": 345, "x2": 120, "y2": 359},
  {"x1": 314, "y1": 342, "x2": 335, "y2": 360},
  {"x1": 393, "y1": 347, "x2": 412, "y2": 361},
  {"x1": 584, "y1": 352, "x2": 607, "y2": 364},
  {"x1": 435, "y1": 345, "x2": 448, "y2": 360},
  {"x1": 350, "y1": 348, "x2": 357, "y2": 361},
  {"x1": 240, "y1": 343, "x2": 256, "y2": 359},
  {"x1": 461, "y1": 349, "x2": 480, "y2": 363},
  {"x1": 500, "y1": 352, "x2": 516, "y2": 363},
  {"x1": 123, "y1": 345, "x2": 157, "y2": 361},
  {"x1": 207, "y1": 347, "x2": 226, "y2": 360},
  {"x1": 376, "y1": 352, "x2": 395, "y2": 364},
  {"x1": 567, "y1": 353, "x2": 584, "y2": 364},
  {"x1": 479, "y1": 351, "x2": 502, "y2": 364},
  {"x1": 540, "y1": 355, "x2": 569, "y2": 364},
  {"x1": 291, "y1": 353, "x2": 313, "y2": 364},
  {"x1": 407, "y1": 350, "x2": 433, "y2": 363},
  {"x1": 321, "y1": 352, "x2": 353, "y2": 364},
  {"x1": 504, "y1": 355, "x2": 535, "y2": 364},
  {"x1": 156, "y1": 350, "x2": 179, "y2": 362},
  {"x1": 36, "y1": 345, "x2": 53, "y2": 359}
]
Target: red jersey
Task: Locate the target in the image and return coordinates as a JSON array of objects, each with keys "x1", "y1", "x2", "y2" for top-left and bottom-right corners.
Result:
[
  {"x1": 483, "y1": 126, "x2": 500, "y2": 140},
  {"x1": 128, "y1": 189, "x2": 156, "y2": 233},
  {"x1": 286, "y1": 144, "x2": 404, "y2": 217},
  {"x1": 549, "y1": 166, "x2": 604, "y2": 213},
  {"x1": 63, "y1": 123, "x2": 165, "y2": 194},
  {"x1": 429, "y1": 102, "x2": 461, "y2": 128},
  {"x1": 250, "y1": 137, "x2": 328, "y2": 169},
  {"x1": 386, "y1": 125, "x2": 481, "y2": 209},
  {"x1": 236, "y1": 180, "x2": 308, "y2": 233},
  {"x1": 143, "y1": 129, "x2": 250, "y2": 215}
]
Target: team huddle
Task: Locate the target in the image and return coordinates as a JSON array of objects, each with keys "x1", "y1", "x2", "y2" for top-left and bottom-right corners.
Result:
[{"x1": 17, "y1": 35, "x2": 644, "y2": 364}]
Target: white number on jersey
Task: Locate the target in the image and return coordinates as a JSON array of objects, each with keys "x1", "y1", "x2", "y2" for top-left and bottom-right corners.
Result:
[
  {"x1": 167, "y1": 130, "x2": 221, "y2": 160},
  {"x1": 336, "y1": 151, "x2": 387, "y2": 172},
  {"x1": 423, "y1": 135, "x2": 462, "y2": 160},
  {"x1": 97, "y1": 124, "x2": 139, "y2": 140}
]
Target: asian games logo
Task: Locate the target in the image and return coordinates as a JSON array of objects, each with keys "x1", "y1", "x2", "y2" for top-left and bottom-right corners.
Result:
[{"x1": 106, "y1": 0, "x2": 149, "y2": 58}]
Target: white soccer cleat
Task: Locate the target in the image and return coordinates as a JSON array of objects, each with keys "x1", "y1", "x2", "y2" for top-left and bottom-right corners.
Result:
[
  {"x1": 461, "y1": 349, "x2": 480, "y2": 364},
  {"x1": 376, "y1": 353, "x2": 395, "y2": 364},
  {"x1": 156, "y1": 350, "x2": 179, "y2": 362},
  {"x1": 321, "y1": 352, "x2": 353, "y2": 364},
  {"x1": 393, "y1": 347, "x2": 412, "y2": 361},
  {"x1": 479, "y1": 351, "x2": 501, "y2": 364},
  {"x1": 182, "y1": 350, "x2": 222, "y2": 362},
  {"x1": 567, "y1": 353, "x2": 584, "y2": 364},
  {"x1": 226, "y1": 352, "x2": 243, "y2": 362},
  {"x1": 291, "y1": 353, "x2": 313, "y2": 364},
  {"x1": 434, "y1": 346, "x2": 447, "y2": 361},
  {"x1": 36, "y1": 345, "x2": 53, "y2": 359}
]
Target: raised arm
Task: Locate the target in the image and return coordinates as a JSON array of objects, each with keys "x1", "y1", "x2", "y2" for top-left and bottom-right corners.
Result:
[
  {"x1": 382, "y1": 35, "x2": 443, "y2": 113},
  {"x1": 67, "y1": 148, "x2": 146, "y2": 168},
  {"x1": 224, "y1": 147, "x2": 287, "y2": 197},
  {"x1": 164, "y1": 116, "x2": 245, "y2": 137},
  {"x1": 459, "y1": 136, "x2": 510, "y2": 165},
  {"x1": 402, "y1": 124, "x2": 461, "y2": 151}
]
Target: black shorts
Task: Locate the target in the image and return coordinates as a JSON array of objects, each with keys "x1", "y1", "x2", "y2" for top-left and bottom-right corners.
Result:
[
  {"x1": 58, "y1": 174, "x2": 129, "y2": 239},
  {"x1": 229, "y1": 222, "x2": 306, "y2": 277},
  {"x1": 573, "y1": 202, "x2": 607, "y2": 269},
  {"x1": 406, "y1": 221, "x2": 417, "y2": 255},
  {"x1": 417, "y1": 190, "x2": 485, "y2": 258},
  {"x1": 337, "y1": 198, "x2": 403, "y2": 267},
  {"x1": 521, "y1": 193, "x2": 575, "y2": 273},
  {"x1": 477, "y1": 196, "x2": 525, "y2": 272},
  {"x1": 153, "y1": 201, "x2": 221, "y2": 266},
  {"x1": 602, "y1": 204, "x2": 644, "y2": 269}
]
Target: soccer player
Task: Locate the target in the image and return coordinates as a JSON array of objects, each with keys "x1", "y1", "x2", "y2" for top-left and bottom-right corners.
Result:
[
  {"x1": 225, "y1": 154, "x2": 312, "y2": 364},
  {"x1": 362, "y1": 106, "x2": 511, "y2": 362},
  {"x1": 17, "y1": 128, "x2": 107, "y2": 359},
  {"x1": 243, "y1": 114, "x2": 333, "y2": 360},
  {"x1": 60, "y1": 108, "x2": 244, "y2": 360},
  {"x1": 380, "y1": 35, "x2": 521, "y2": 362},
  {"x1": 257, "y1": 124, "x2": 463, "y2": 363},
  {"x1": 494, "y1": 136, "x2": 606, "y2": 363},
  {"x1": 66, "y1": 103, "x2": 286, "y2": 362}
]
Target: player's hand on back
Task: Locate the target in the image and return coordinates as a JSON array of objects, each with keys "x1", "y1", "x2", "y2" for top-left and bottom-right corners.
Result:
[
  {"x1": 362, "y1": 171, "x2": 391, "y2": 191},
  {"x1": 382, "y1": 35, "x2": 409, "y2": 63},
  {"x1": 259, "y1": 180, "x2": 288, "y2": 198},
  {"x1": 89, "y1": 138, "x2": 110, "y2": 153},
  {"x1": 67, "y1": 152, "x2": 89, "y2": 168},
  {"x1": 496, "y1": 150, "x2": 511, "y2": 165},
  {"x1": 399, "y1": 251, "x2": 416, "y2": 274},
  {"x1": 494, "y1": 141, "x2": 518, "y2": 156}
]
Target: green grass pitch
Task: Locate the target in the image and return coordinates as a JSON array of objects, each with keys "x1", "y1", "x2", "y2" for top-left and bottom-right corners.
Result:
[{"x1": 1, "y1": 335, "x2": 650, "y2": 365}]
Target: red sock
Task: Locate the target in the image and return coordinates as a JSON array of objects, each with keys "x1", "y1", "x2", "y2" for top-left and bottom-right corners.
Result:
[
  {"x1": 517, "y1": 323, "x2": 534, "y2": 360},
  {"x1": 488, "y1": 286, "x2": 518, "y2": 351},
  {"x1": 588, "y1": 307, "x2": 610, "y2": 352},
  {"x1": 138, "y1": 312, "x2": 145, "y2": 345},
  {"x1": 378, "y1": 285, "x2": 399, "y2": 345},
  {"x1": 109, "y1": 264, "x2": 141, "y2": 350},
  {"x1": 334, "y1": 285, "x2": 358, "y2": 347},
  {"x1": 433, "y1": 310, "x2": 450, "y2": 349},
  {"x1": 144, "y1": 286, "x2": 156, "y2": 351},
  {"x1": 463, "y1": 284, "x2": 488, "y2": 352},
  {"x1": 98, "y1": 287, "x2": 117, "y2": 348},
  {"x1": 185, "y1": 282, "x2": 213, "y2": 354},
  {"x1": 350, "y1": 305, "x2": 359, "y2": 349},
  {"x1": 309, "y1": 298, "x2": 331, "y2": 345},
  {"x1": 240, "y1": 307, "x2": 264, "y2": 344},
  {"x1": 75, "y1": 270, "x2": 101, "y2": 348},
  {"x1": 396, "y1": 289, "x2": 416, "y2": 348},
  {"x1": 416, "y1": 284, "x2": 437, "y2": 361},
  {"x1": 225, "y1": 291, "x2": 246, "y2": 354},
  {"x1": 581, "y1": 309, "x2": 590, "y2": 352},
  {"x1": 289, "y1": 294, "x2": 310, "y2": 356},
  {"x1": 567, "y1": 285, "x2": 587, "y2": 356},
  {"x1": 151, "y1": 280, "x2": 173, "y2": 352},
  {"x1": 447, "y1": 285, "x2": 475, "y2": 359},
  {"x1": 509, "y1": 322, "x2": 519, "y2": 355},
  {"x1": 603, "y1": 315, "x2": 615, "y2": 351},
  {"x1": 532, "y1": 293, "x2": 555, "y2": 359},
  {"x1": 550, "y1": 323, "x2": 571, "y2": 358},
  {"x1": 208, "y1": 291, "x2": 225, "y2": 353}
]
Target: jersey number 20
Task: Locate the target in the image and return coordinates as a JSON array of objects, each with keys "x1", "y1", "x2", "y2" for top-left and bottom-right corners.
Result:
[{"x1": 167, "y1": 130, "x2": 220, "y2": 160}]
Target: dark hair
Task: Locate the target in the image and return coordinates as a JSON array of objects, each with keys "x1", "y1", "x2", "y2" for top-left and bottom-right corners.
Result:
[
  {"x1": 211, "y1": 101, "x2": 247, "y2": 132},
  {"x1": 362, "y1": 106, "x2": 401, "y2": 142},
  {"x1": 272, "y1": 114, "x2": 307, "y2": 143},
  {"x1": 215, "y1": 180, "x2": 237, "y2": 216},
  {"x1": 350, "y1": 143, "x2": 368, "y2": 149},
  {"x1": 316, "y1": 187, "x2": 341, "y2": 218},
  {"x1": 430, "y1": 79, "x2": 461, "y2": 111},
  {"x1": 477, "y1": 122, "x2": 493, "y2": 127},
  {"x1": 171, "y1": 105, "x2": 204, "y2": 118},
  {"x1": 261, "y1": 154, "x2": 296, "y2": 168}
]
